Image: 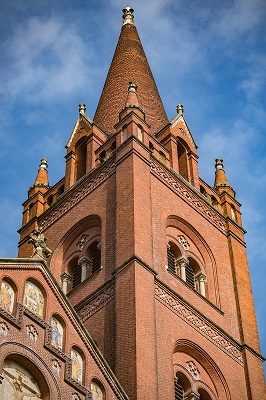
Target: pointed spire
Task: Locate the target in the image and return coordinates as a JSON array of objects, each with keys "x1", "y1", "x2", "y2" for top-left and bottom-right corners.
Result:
[
  {"x1": 126, "y1": 81, "x2": 140, "y2": 108},
  {"x1": 214, "y1": 159, "x2": 229, "y2": 187},
  {"x1": 33, "y1": 158, "x2": 49, "y2": 187},
  {"x1": 94, "y1": 7, "x2": 168, "y2": 135},
  {"x1": 214, "y1": 159, "x2": 235, "y2": 197}
]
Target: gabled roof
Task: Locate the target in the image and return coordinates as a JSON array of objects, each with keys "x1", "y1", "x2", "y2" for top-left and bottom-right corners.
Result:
[
  {"x1": 93, "y1": 7, "x2": 168, "y2": 135},
  {"x1": 170, "y1": 112, "x2": 197, "y2": 149},
  {"x1": 66, "y1": 106, "x2": 93, "y2": 148}
]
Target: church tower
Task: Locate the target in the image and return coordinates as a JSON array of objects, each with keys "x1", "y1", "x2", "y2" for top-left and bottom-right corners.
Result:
[{"x1": 0, "y1": 7, "x2": 265, "y2": 400}]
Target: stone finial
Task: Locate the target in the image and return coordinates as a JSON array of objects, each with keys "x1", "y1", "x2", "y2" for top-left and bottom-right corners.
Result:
[
  {"x1": 122, "y1": 6, "x2": 134, "y2": 25},
  {"x1": 215, "y1": 158, "x2": 224, "y2": 170},
  {"x1": 79, "y1": 104, "x2": 86, "y2": 114},
  {"x1": 176, "y1": 104, "x2": 183, "y2": 115},
  {"x1": 39, "y1": 158, "x2": 48, "y2": 170}
]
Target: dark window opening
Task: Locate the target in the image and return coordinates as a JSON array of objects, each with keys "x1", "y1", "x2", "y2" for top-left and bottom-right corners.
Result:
[{"x1": 174, "y1": 377, "x2": 184, "y2": 400}]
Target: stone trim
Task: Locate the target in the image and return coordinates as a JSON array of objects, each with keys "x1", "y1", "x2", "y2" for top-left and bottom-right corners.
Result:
[
  {"x1": 39, "y1": 162, "x2": 116, "y2": 232},
  {"x1": 77, "y1": 282, "x2": 115, "y2": 322},
  {"x1": 150, "y1": 160, "x2": 226, "y2": 233},
  {"x1": 154, "y1": 281, "x2": 243, "y2": 365}
]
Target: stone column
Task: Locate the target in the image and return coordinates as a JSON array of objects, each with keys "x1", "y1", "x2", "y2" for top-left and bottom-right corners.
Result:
[
  {"x1": 60, "y1": 272, "x2": 72, "y2": 294},
  {"x1": 176, "y1": 256, "x2": 189, "y2": 281},
  {"x1": 185, "y1": 390, "x2": 200, "y2": 400},
  {"x1": 195, "y1": 272, "x2": 207, "y2": 297},
  {"x1": 78, "y1": 256, "x2": 91, "y2": 282}
]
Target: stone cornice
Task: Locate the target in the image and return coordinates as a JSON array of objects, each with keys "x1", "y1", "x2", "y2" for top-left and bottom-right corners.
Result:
[
  {"x1": 154, "y1": 280, "x2": 243, "y2": 365},
  {"x1": 150, "y1": 160, "x2": 226, "y2": 233},
  {"x1": 76, "y1": 281, "x2": 115, "y2": 322},
  {"x1": 39, "y1": 161, "x2": 116, "y2": 232}
]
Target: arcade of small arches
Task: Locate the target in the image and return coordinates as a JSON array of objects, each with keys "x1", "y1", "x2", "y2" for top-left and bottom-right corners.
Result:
[
  {"x1": 51, "y1": 216, "x2": 103, "y2": 294},
  {"x1": 0, "y1": 278, "x2": 105, "y2": 400},
  {"x1": 167, "y1": 239, "x2": 207, "y2": 298},
  {"x1": 173, "y1": 341, "x2": 229, "y2": 400}
]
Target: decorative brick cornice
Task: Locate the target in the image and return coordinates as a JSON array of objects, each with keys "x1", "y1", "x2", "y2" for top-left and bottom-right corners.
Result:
[
  {"x1": 76, "y1": 282, "x2": 115, "y2": 322},
  {"x1": 39, "y1": 162, "x2": 116, "y2": 232},
  {"x1": 0, "y1": 302, "x2": 24, "y2": 329},
  {"x1": 155, "y1": 281, "x2": 243, "y2": 365},
  {"x1": 150, "y1": 160, "x2": 226, "y2": 233}
]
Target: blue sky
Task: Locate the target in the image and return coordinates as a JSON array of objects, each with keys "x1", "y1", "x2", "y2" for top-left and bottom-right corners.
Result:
[{"x1": 0, "y1": 0, "x2": 265, "y2": 373}]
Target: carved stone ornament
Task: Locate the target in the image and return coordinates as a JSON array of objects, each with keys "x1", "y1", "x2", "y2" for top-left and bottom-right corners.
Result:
[
  {"x1": 52, "y1": 359, "x2": 61, "y2": 374},
  {"x1": 178, "y1": 235, "x2": 190, "y2": 250},
  {"x1": 186, "y1": 360, "x2": 200, "y2": 380},
  {"x1": 0, "y1": 321, "x2": 9, "y2": 337},
  {"x1": 155, "y1": 282, "x2": 243, "y2": 364},
  {"x1": 28, "y1": 230, "x2": 52, "y2": 259},
  {"x1": 77, "y1": 235, "x2": 89, "y2": 251},
  {"x1": 26, "y1": 325, "x2": 38, "y2": 341},
  {"x1": 150, "y1": 160, "x2": 226, "y2": 232}
]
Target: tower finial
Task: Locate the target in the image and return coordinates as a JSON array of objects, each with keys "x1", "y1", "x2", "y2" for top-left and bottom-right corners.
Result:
[
  {"x1": 122, "y1": 6, "x2": 134, "y2": 25},
  {"x1": 176, "y1": 104, "x2": 184, "y2": 115},
  {"x1": 214, "y1": 158, "x2": 234, "y2": 196},
  {"x1": 33, "y1": 158, "x2": 49, "y2": 187}
]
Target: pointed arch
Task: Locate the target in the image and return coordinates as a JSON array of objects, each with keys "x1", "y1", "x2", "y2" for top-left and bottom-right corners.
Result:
[{"x1": 75, "y1": 137, "x2": 87, "y2": 180}]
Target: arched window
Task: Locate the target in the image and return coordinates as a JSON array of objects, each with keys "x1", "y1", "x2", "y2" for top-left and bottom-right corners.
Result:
[
  {"x1": 87, "y1": 241, "x2": 101, "y2": 275},
  {"x1": 211, "y1": 196, "x2": 218, "y2": 207},
  {"x1": 51, "y1": 315, "x2": 64, "y2": 351},
  {"x1": 177, "y1": 140, "x2": 189, "y2": 181},
  {"x1": 0, "y1": 279, "x2": 15, "y2": 314},
  {"x1": 174, "y1": 376, "x2": 184, "y2": 400},
  {"x1": 23, "y1": 280, "x2": 45, "y2": 319},
  {"x1": 71, "y1": 348, "x2": 84, "y2": 384},
  {"x1": 122, "y1": 125, "x2": 128, "y2": 141},
  {"x1": 91, "y1": 379, "x2": 104, "y2": 400},
  {"x1": 185, "y1": 262, "x2": 195, "y2": 290},
  {"x1": 198, "y1": 388, "x2": 213, "y2": 400},
  {"x1": 167, "y1": 242, "x2": 180, "y2": 274},
  {"x1": 137, "y1": 126, "x2": 143, "y2": 141},
  {"x1": 76, "y1": 138, "x2": 87, "y2": 180},
  {"x1": 99, "y1": 151, "x2": 107, "y2": 163},
  {"x1": 28, "y1": 203, "x2": 34, "y2": 221},
  {"x1": 69, "y1": 256, "x2": 81, "y2": 290},
  {"x1": 0, "y1": 359, "x2": 42, "y2": 399},
  {"x1": 231, "y1": 204, "x2": 236, "y2": 221}
]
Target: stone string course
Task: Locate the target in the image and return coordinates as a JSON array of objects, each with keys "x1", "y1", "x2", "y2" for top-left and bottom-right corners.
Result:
[
  {"x1": 39, "y1": 163, "x2": 116, "y2": 232},
  {"x1": 77, "y1": 283, "x2": 115, "y2": 322},
  {"x1": 155, "y1": 282, "x2": 243, "y2": 365},
  {"x1": 150, "y1": 161, "x2": 226, "y2": 233}
]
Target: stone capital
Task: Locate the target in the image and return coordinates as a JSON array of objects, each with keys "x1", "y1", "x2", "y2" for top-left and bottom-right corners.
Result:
[
  {"x1": 185, "y1": 389, "x2": 200, "y2": 400},
  {"x1": 195, "y1": 271, "x2": 207, "y2": 283},
  {"x1": 176, "y1": 256, "x2": 189, "y2": 269},
  {"x1": 60, "y1": 272, "x2": 72, "y2": 283},
  {"x1": 78, "y1": 256, "x2": 90, "y2": 268}
]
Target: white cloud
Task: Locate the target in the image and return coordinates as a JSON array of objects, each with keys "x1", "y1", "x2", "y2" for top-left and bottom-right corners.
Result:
[
  {"x1": 0, "y1": 16, "x2": 96, "y2": 105},
  {"x1": 211, "y1": 0, "x2": 266, "y2": 41}
]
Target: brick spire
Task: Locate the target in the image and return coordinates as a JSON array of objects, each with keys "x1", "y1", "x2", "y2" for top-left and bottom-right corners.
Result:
[
  {"x1": 33, "y1": 158, "x2": 49, "y2": 187},
  {"x1": 93, "y1": 7, "x2": 168, "y2": 135},
  {"x1": 214, "y1": 158, "x2": 235, "y2": 196}
]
